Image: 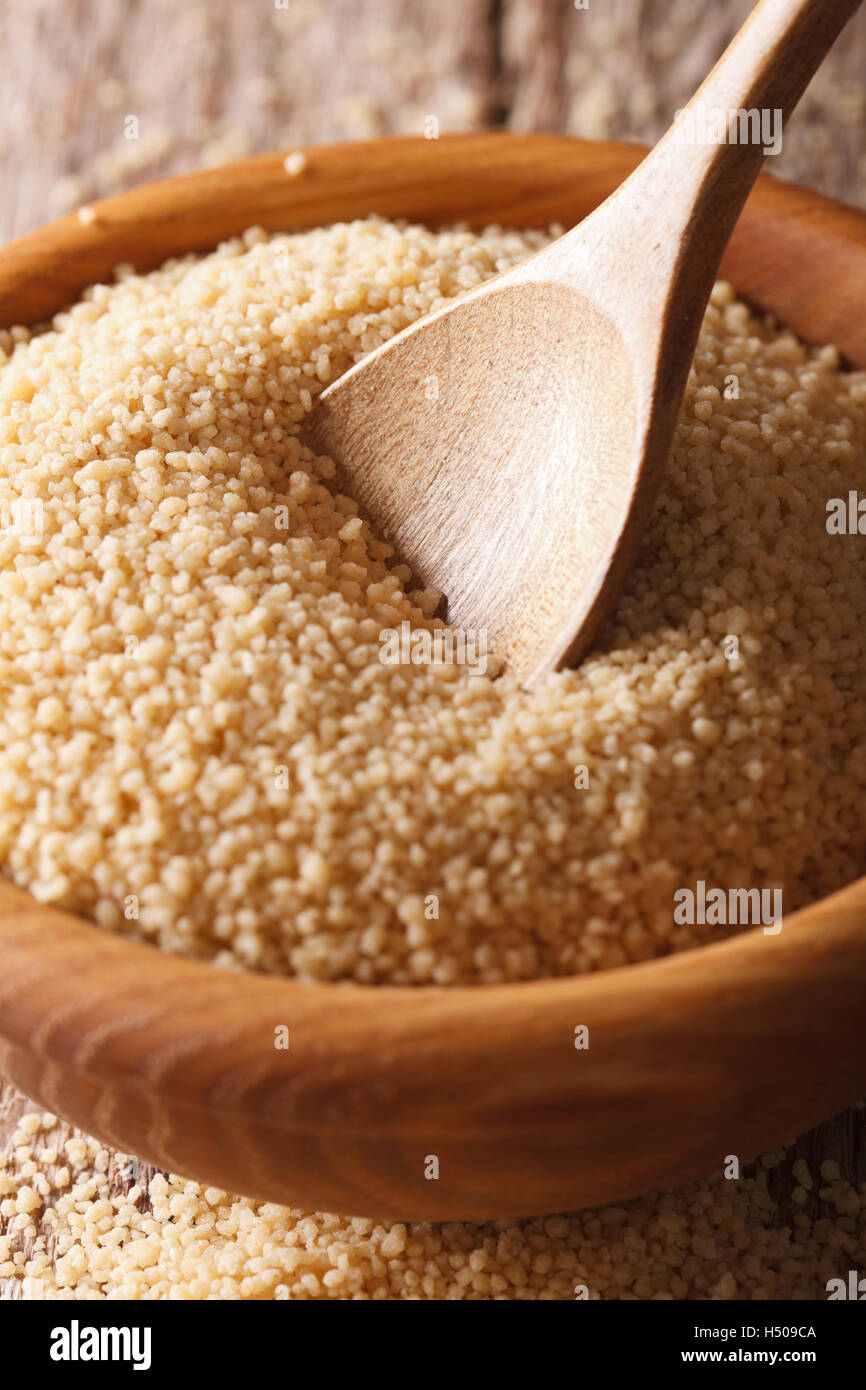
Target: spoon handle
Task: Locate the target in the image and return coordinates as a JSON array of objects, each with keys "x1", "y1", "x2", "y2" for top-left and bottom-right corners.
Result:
[
  {"x1": 653, "y1": 0, "x2": 862, "y2": 244},
  {"x1": 553, "y1": 0, "x2": 861, "y2": 355}
]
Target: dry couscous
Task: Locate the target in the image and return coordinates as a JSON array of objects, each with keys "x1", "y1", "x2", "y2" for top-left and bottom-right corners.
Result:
[
  {"x1": 1, "y1": 217, "x2": 866, "y2": 984},
  {"x1": 2, "y1": 1108, "x2": 864, "y2": 1300}
]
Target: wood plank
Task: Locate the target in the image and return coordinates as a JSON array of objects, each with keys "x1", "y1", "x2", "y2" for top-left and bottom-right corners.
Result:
[
  {"x1": 501, "y1": 0, "x2": 866, "y2": 202},
  {"x1": 3, "y1": 0, "x2": 866, "y2": 247},
  {"x1": 0, "y1": 1085, "x2": 165, "y2": 1300},
  {"x1": 0, "y1": 0, "x2": 496, "y2": 243}
]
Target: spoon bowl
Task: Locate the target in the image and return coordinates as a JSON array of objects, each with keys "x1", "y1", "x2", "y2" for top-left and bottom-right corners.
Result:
[{"x1": 307, "y1": 278, "x2": 637, "y2": 682}]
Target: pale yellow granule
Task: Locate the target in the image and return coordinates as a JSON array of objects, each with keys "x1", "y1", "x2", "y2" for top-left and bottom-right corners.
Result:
[
  {"x1": 1, "y1": 218, "x2": 866, "y2": 983},
  {"x1": 1, "y1": 1112, "x2": 863, "y2": 1301},
  {"x1": 282, "y1": 150, "x2": 307, "y2": 176}
]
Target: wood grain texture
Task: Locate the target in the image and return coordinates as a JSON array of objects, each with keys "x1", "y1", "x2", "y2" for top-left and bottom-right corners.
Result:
[
  {"x1": 0, "y1": 0, "x2": 496, "y2": 244},
  {"x1": 1, "y1": 134, "x2": 865, "y2": 1225},
  {"x1": 1, "y1": 0, "x2": 866, "y2": 246},
  {"x1": 0, "y1": 1087, "x2": 160, "y2": 1301},
  {"x1": 503, "y1": 0, "x2": 866, "y2": 201}
]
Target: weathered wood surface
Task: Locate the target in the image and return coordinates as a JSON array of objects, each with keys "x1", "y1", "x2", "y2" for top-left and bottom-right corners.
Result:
[
  {"x1": 0, "y1": 0, "x2": 865, "y2": 245},
  {"x1": 1, "y1": 0, "x2": 864, "y2": 1293}
]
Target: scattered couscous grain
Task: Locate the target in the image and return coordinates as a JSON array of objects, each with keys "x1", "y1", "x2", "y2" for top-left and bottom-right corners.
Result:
[
  {"x1": 282, "y1": 150, "x2": 307, "y2": 176},
  {"x1": 2, "y1": 217, "x2": 866, "y2": 983},
  {"x1": 1, "y1": 1110, "x2": 863, "y2": 1300}
]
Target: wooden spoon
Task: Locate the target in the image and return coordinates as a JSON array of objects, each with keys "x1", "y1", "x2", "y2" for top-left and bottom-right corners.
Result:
[{"x1": 304, "y1": 0, "x2": 860, "y2": 687}]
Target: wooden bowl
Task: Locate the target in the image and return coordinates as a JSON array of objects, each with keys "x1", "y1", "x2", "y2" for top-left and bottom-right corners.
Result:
[{"x1": 1, "y1": 135, "x2": 866, "y2": 1222}]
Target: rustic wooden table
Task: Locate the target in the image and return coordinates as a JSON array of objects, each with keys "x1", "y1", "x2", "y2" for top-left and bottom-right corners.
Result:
[
  {"x1": 2, "y1": 0, "x2": 866, "y2": 244},
  {"x1": 1, "y1": 0, "x2": 864, "y2": 1296}
]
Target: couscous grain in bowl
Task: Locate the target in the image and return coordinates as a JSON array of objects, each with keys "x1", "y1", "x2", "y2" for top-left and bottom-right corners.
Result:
[{"x1": 1, "y1": 216, "x2": 865, "y2": 983}]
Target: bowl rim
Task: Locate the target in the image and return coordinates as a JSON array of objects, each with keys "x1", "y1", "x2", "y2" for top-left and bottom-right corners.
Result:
[
  {"x1": 4, "y1": 131, "x2": 866, "y2": 360},
  {"x1": 2, "y1": 132, "x2": 866, "y2": 1219}
]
